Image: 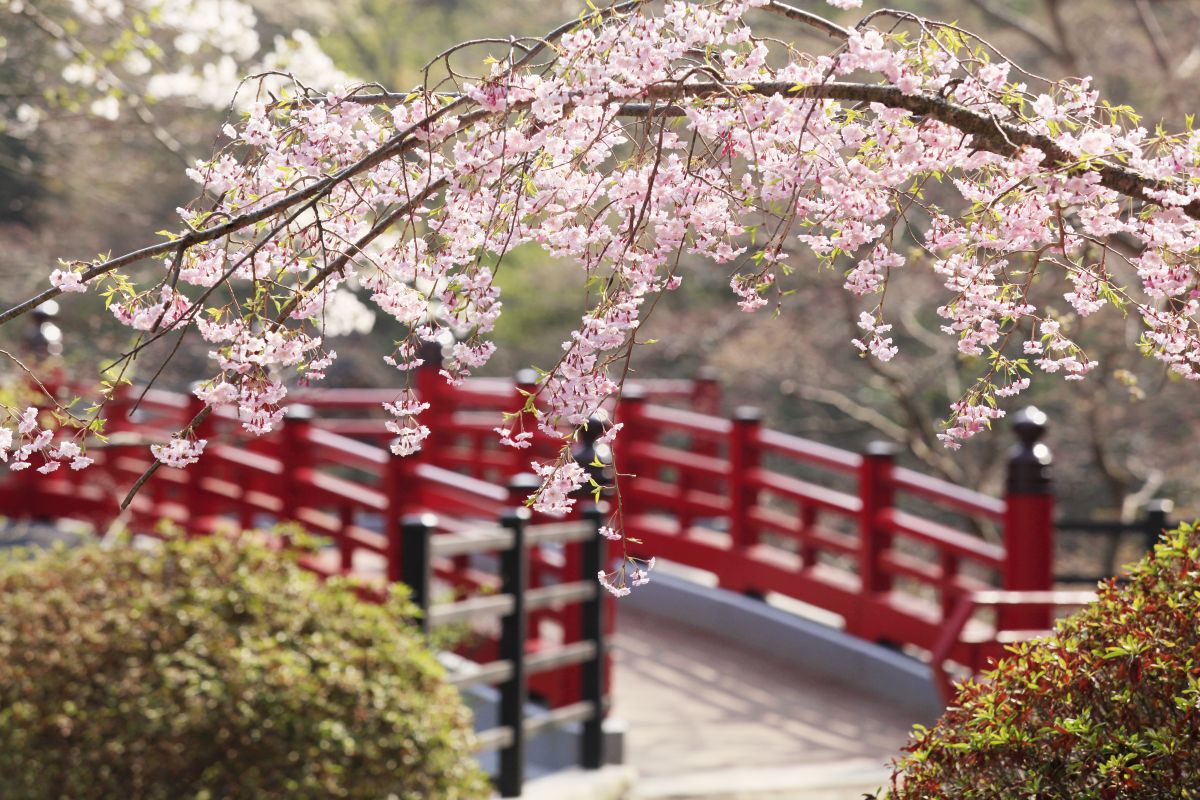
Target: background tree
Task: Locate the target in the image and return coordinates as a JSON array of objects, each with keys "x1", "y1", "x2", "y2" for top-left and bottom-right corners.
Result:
[{"x1": 4, "y1": 0, "x2": 1200, "y2": 590}]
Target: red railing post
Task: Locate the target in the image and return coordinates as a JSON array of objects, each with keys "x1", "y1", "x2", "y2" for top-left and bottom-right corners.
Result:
[
  {"x1": 688, "y1": 369, "x2": 723, "y2": 497},
  {"x1": 856, "y1": 441, "x2": 897, "y2": 638},
  {"x1": 615, "y1": 387, "x2": 648, "y2": 523},
  {"x1": 384, "y1": 451, "x2": 420, "y2": 582},
  {"x1": 691, "y1": 367, "x2": 722, "y2": 415},
  {"x1": 337, "y1": 504, "x2": 355, "y2": 574},
  {"x1": 728, "y1": 407, "x2": 762, "y2": 592},
  {"x1": 416, "y1": 339, "x2": 449, "y2": 469},
  {"x1": 280, "y1": 403, "x2": 314, "y2": 524},
  {"x1": 1002, "y1": 407, "x2": 1054, "y2": 630}
]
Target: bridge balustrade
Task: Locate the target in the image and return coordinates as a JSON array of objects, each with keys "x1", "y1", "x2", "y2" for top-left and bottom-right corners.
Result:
[
  {"x1": 1, "y1": 366, "x2": 1107, "y2": 711},
  {"x1": 613, "y1": 388, "x2": 1063, "y2": 688}
]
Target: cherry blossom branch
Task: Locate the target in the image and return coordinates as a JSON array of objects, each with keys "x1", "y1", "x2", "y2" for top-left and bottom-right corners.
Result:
[
  {"x1": 645, "y1": 80, "x2": 1200, "y2": 219},
  {"x1": 3, "y1": 1, "x2": 648, "y2": 330},
  {"x1": 6, "y1": 0, "x2": 1200, "y2": 571},
  {"x1": 119, "y1": 405, "x2": 212, "y2": 510}
]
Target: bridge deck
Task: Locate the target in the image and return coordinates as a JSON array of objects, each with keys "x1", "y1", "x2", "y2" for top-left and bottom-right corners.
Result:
[{"x1": 612, "y1": 605, "x2": 918, "y2": 781}]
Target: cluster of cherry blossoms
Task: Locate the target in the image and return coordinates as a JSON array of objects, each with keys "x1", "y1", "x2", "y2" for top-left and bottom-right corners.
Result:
[
  {"x1": 10, "y1": 0, "x2": 1200, "y2": 589},
  {"x1": 384, "y1": 395, "x2": 431, "y2": 457},
  {"x1": 0, "y1": 408, "x2": 92, "y2": 474},
  {"x1": 150, "y1": 437, "x2": 207, "y2": 469},
  {"x1": 598, "y1": 556, "x2": 656, "y2": 599}
]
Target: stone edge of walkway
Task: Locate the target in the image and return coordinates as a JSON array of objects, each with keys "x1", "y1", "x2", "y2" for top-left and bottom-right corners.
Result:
[
  {"x1": 515, "y1": 765, "x2": 639, "y2": 800},
  {"x1": 627, "y1": 760, "x2": 889, "y2": 800},
  {"x1": 622, "y1": 570, "x2": 945, "y2": 722},
  {"x1": 513, "y1": 760, "x2": 891, "y2": 800}
]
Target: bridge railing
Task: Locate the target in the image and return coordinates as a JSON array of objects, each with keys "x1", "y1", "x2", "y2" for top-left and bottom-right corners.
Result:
[
  {"x1": 285, "y1": 371, "x2": 720, "y2": 484},
  {"x1": 614, "y1": 390, "x2": 1062, "y2": 669},
  {"x1": 929, "y1": 589, "x2": 1097, "y2": 702},
  {"x1": 79, "y1": 387, "x2": 599, "y2": 710},
  {"x1": 400, "y1": 507, "x2": 609, "y2": 797},
  {"x1": 2, "y1": 368, "x2": 1100, "y2": 707}
]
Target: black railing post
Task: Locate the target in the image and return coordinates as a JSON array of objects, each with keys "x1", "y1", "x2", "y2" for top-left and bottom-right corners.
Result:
[
  {"x1": 400, "y1": 513, "x2": 437, "y2": 637},
  {"x1": 1143, "y1": 499, "x2": 1174, "y2": 552},
  {"x1": 497, "y1": 507, "x2": 530, "y2": 798},
  {"x1": 580, "y1": 502, "x2": 607, "y2": 770},
  {"x1": 572, "y1": 414, "x2": 614, "y2": 493}
]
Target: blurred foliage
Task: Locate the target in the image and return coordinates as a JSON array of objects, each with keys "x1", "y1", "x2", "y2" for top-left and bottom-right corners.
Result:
[
  {"x1": 286, "y1": 0, "x2": 574, "y2": 90},
  {"x1": 0, "y1": 533, "x2": 489, "y2": 800}
]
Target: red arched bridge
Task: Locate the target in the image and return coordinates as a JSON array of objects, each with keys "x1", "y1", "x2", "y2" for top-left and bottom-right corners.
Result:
[{"x1": 1, "y1": 367, "x2": 1102, "y2": 796}]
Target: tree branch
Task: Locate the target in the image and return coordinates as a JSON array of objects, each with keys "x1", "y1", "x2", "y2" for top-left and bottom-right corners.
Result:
[
  {"x1": 0, "y1": 0, "x2": 649, "y2": 329},
  {"x1": 646, "y1": 80, "x2": 1200, "y2": 219},
  {"x1": 760, "y1": 1, "x2": 852, "y2": 40}
]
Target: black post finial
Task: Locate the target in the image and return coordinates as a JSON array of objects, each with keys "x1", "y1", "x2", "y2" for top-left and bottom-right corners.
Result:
[
  {"x1": 1007, "y1": 406, "x2": 1052, "y2": 494},
  {"x1": 733, "y1": 406, "x2": 763, "y2": 423},
  {"x1": 417, "y1": 337, "x2": 444, "y2": 370},
  {"x1": 506, "y1": 472, "x2": 543, "y2": 503},
  {"x1": 573, "y1": 414, "x2": 612, "y2": 485},
  {"x1": 864, "y1": 440, "x2": 899, "y2": 458},
  {"x1": 284, "y1": 403, "x2": 316, "y2": 421}
]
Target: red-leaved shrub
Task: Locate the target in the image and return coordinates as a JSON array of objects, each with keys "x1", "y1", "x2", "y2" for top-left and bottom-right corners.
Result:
[{"x1": 888, "y1": 522, "x2": 1200, "y2": 799}]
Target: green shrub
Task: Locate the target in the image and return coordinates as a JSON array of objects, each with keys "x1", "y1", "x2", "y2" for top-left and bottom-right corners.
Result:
[
  {"x1": 887, "y1": 522, "x2": 1200, "y2": 799},
  {"x1": 0, "y1": 533, "x2": 489, "y2": 800}
]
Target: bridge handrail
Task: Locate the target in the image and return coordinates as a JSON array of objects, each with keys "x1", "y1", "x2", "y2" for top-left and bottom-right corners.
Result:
[
  {"x1": 616, "y1": 395, "x2": 1054, "y2": 659},
  {"x1": 637, "y1": 404, "x2": 732, "y2": 439},
  {"x1": 879, "y1": 508, "x2": 1005, "y2": 568},
  {"x1": 401, "y1": 510, "x2": 609, "y2": 797},
  {"x1": 4, "y1": 372, "x2": 1058, "y2": 732},
  {"x1": 757, "y1": 428, "x2": 862, "y2": 473},
  {"x1": 930, "y1": 589, "x2": 1096, "y2": 702},
  {"x1": 892, "y1": 466, "x2": 1006, "y2": 521}
]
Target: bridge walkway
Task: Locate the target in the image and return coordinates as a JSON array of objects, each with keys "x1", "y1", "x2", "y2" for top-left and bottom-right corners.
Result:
[{"x1": 611, "y1": 604, "x2": 917, "y2": 798}]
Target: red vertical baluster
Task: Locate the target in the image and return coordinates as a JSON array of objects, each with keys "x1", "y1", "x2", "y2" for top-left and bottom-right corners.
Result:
[
  {"x1": 691, "y1": 367, "x2": 722, "y2": 415},
  {"x1": 338, "y1": 504, "x2": 355, "y2": 575},
  {"x1": 416, "y1": 340, "x2": 448, "y2": 469},
  {"x1": 512, "y1": 368, "x2": 541, "y2": 477},
  {"x1": 940, "y1": 552, "x2": 961, "y2": 620},
  {"x1": 384, "y1": 451, "x2": 419, "y2": 585},
  {"x1": 280, "y1": 404, "x2": 314, "y2": 526},
  {"x1": 727, "y1": 406, "x2": 762, "y2": 593},
  {"x1": 798, "y1": 505, "x2": 817, "y2": 570},
  {"x1": 855, "y1": 441, "x2": 897, "y2": 640},
  {"x1": 691, "y1": 368, "x2": 722, "y2": 497},
  {"x1": 1001, "y1": 407, "x2": 1054, "y2": 631}
]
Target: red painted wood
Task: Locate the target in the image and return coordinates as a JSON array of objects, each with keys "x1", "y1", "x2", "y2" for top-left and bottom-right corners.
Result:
[
  {"x1": 1002, "y1": 493, "x2": 1056, "y2": 629},
  {"x1": 0, "y1": 369, "x2": 1064, "y2": 701},
  {"x1": 854, "y1": 445, "x2": 896, "y2": 640}
]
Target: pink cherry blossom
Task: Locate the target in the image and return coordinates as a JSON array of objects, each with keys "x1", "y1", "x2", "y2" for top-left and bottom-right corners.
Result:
[{"x1": 151, "y1": 437, "x2": 207, "y2": 468}]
